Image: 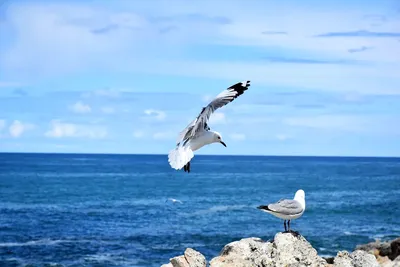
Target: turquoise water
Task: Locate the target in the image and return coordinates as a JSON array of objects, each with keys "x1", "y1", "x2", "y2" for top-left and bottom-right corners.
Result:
[{"x1": 0, "y1": 153, "x2": 399, "y2": 266}]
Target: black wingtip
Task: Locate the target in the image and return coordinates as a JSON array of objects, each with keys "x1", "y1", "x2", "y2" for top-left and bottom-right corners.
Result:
[{"x1": 228, "y1": 80, "x2": 251, "y2": 99}]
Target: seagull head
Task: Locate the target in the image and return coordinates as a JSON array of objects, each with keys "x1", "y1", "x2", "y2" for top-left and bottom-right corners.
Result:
[
  {"x1": 294, "y1": 189, "x2": 306, "y2": 209},
  {"x1": 294, "y1": 189, "x2": 305, "y2": 200},
  {"x1": 212, "y1": 131, "x2": 227, "y2": 147}
]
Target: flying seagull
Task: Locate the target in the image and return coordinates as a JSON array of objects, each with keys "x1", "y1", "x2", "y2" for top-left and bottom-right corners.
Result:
[
  {"x1": 168, "y1": 81, "x2": 251, "y2": 173},
  {"x1": 257, "y1": 189, "x2": 306, "y2": 233}
]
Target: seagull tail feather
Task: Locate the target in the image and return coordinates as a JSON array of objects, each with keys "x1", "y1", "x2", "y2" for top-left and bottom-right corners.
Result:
[{"x1": 168, "y1": 145, "x2": 194, "y2": 170}]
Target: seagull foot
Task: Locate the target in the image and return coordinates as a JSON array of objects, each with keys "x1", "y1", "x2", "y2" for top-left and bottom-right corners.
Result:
[{"x1": 183, "y1": 162, "x2": 191, "y2": 173}]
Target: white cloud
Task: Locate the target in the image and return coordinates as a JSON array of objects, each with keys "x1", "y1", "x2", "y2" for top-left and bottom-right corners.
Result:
[
  {"x1": 82, "y1": 89, "x2": 121, "y2": 98},
  {"x1": 101, "y1": 106, "x2": 115, "y2": 114},
  {"x1": 1, "y1": 1, "x2": 399, "y2": 96},
  {"x1": 283, "y1": 115, "x2": 362, "y2": 130},
  {"x1": 8, "y1": 120, "x2": 35, "y2": 138},
  {"x1": 139, "y1": 59, "x2": 399, "y2": 95},
  {"x1": 45, "y1": 120, "x2": 107, "y2": 139},
  {"x1": 209, "y1": 112, "x2": 225, "y2": 125},
  {"x1": 0, "y1": 81, "x2": 24, "y2": 88},
  {"x1": 0, "y1": 119, "x2": 6, "y2": 137},
  {"x1": 153, "y1": 131, "x2": 174, "y2": 140},
  {"x1": 202, "y1": 94, "x2": 213, "y2": 103},
  {"x1": 230, "y1": 133, "x2": 246, "y2": 141},
  {"x1": 144, "y1": 109, "x2": 166, "y2": 120},
  {"x1": 276, "y1": 134, "x2": 291, "y2": 141},
  {"x1": 133, "y1": 130, "x2": 144, "y2": 138},
  {"x1": 282, "y1": 114, "x2": 400, "y2": 136},
  {"x1": 70, "y1": 101, "x2": 91, "y2": 114}
]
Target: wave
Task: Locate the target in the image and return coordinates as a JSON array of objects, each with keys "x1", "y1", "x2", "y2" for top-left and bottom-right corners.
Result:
[
  {"x1": 0, "y1": 238, "x2": 106, "y2": 247},
  {"x1": 189, "y1": 205, "x2": 250, "y2": 216}
]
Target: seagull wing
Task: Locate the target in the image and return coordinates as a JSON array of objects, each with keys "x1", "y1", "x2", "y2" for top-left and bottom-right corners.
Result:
[
  {"x1": 267, "y1": 199, "x2": 303, "y2": 215},
  {"x1": 177, "y1": 81, "x2": 251, "y2": 145}
]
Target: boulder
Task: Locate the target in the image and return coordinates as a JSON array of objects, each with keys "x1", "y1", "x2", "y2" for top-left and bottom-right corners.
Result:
[
  {"x1": 209, "y1": 232, "x2": 328, "y2": 267},
  {"x1": 160, "y1": 233, "x2": 395, "y2": 267},
  {"x1": 161, "y1": 248, "x2": 206, "y2": 267},
  {"x1": 356, "y1": 240, "x2": 391, "y2": 257},
  {"x1": 390, "y1": 238, "x2": 400, "y2": 261},
  {"x1": 333, "y1": 250, "x2": 379, "y2": 267}
]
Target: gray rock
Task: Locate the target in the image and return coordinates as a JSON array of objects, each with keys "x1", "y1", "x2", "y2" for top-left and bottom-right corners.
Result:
[
  {"x1": 350, "y1": 250, "x2": 379, "y2": 267},
  {"x1": 209, "y1": 237, "x2": 274, "y2": 267},
  {"x1": 379, "y1": 255, "x2": 400, "y2": 267},
  {"x1": 355, "y1": 237, "x2": 400, "y2": 261},
  {"x1": 390, "y1": 238, "x2": 400, "y2": 261},
  {"x1": 161, "y1": 248, "x2": 206, "y2": 267},
  {"x1": 333, "y1": 251, "x2": 353, "y2": 267},
  {"x1": 273, "y1": 233, "x2": 327, "y2": 267},
  {"x1": 333, "y1": 250, "x2": 379, "y2": 267},
  {"x1": 184, "y1": 248, "x2": 207, "y2": 267},
  {"x1": 209, "y1": 233, "x2": 327, "y2": 267},
  {"x1": 356, "y1": 240, "x2": 391, "y2": 257}
]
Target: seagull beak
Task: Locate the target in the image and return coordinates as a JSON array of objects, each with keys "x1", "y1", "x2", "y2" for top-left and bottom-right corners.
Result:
[{"x1": 220, "y1": 141, "x2": 227, "y2": 147}]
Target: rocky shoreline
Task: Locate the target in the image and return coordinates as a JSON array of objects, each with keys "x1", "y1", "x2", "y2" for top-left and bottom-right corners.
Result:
[{"x1": 161, "y1": 232, "x2": 400, "y2": 267}]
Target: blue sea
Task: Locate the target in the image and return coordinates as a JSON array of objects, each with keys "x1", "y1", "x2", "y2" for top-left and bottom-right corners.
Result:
[{"x1": 0, "y1": 153, "x2": 399, "y2": 267}]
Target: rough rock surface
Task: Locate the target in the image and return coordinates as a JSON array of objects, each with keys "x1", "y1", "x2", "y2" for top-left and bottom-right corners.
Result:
[
  {"x1": 209, "y1": 233, "x2": 328, "y2": 267},
  {"x1": 390, "y1": 238, "x2": 400, "y2": 261},
  {"x1": 356, "y1": 240, "x2": 392, "y2": 257},
  {"x1": 161, "y1": 233, "x2": 397, "y2": 267},
  {"x1": 161, "y1": 248, "x2": 206, "y2": 267},
  {"x1": 356, "y1": 237, "x2": 400, "y2": 261}
]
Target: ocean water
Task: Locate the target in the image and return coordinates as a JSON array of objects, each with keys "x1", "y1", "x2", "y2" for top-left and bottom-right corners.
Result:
[{"x1": 0, "y1": 153, "x2": 399, "y2": 267}]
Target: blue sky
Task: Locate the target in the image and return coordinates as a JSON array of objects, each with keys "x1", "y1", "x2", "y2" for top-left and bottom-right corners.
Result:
[{"x1": 0, "y1": 0, "x2": 399, "y2": 156}]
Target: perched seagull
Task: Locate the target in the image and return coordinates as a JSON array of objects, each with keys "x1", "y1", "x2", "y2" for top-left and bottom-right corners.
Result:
[
  {"x1": 257, "y1": 189, "x2": 306, "y2": 233},
  {"x1": 168, "y1": 81, "x2": 251, "y2": 173}
]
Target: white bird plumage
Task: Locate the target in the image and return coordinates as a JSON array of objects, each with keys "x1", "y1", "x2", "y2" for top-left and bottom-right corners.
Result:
[
  {"x1": 166, "y1": 198, "x2": 183, "y2": 204},
  {"x1": 168, "y1": 81, "x2": 251, "y2": 173},
  {"x1": 257, "y1": 189, "x2": 306, "y2": 233}
]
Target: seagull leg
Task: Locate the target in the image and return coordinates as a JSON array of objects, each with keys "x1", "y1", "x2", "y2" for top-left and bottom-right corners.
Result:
[
  {"x1": 187, "y1": 161, "x2": 191, "y2": 173},
  {"x1": 284, "y1": 220, "x2": 287, "y2": 232},
  {"x1": 287, "y1": 220, "x2": 299, "y2": 237},
  {"x1": 288, "y1": 220, "x2": 291, "y2": 231}
]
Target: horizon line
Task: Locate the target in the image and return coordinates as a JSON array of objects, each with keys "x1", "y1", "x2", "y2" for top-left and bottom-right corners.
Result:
[{"x1": 0, "y1": 151, "x2": 399, "y2": 159}]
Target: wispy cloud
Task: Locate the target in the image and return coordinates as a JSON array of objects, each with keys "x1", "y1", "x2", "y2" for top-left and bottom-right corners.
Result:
[
  {"x1": 261, "y1": 30, "x2": 287, "y2": 35},
  {"x1": 91, "y1": 24, "x2": 120, "y2": 35},
  {"x1": 9, "y1": 120, "x2": 35, "y2": 138},
  {"x1": 45, "y1": 120, "x2": 107, "y2": 139},
  {"x1": 144, "y1": 109, "x2": 166, "y2": 121},
  {"x1": 0, "y1": 81, "x2": 24, "y2": 88},
  {"x1": 101, "y1": 107, "x2": 115, "y2": 114},
  {"x1": 153, "y1": 131, "x2": 174, "y2": 140},
  {"x1": 229, "y1": 133, "x2": 246, "y2": 141},
  {"x1": 152, "y1": 13, "x2": 231, "y2": 25},
  {"x1": 315, "y1": 30, "x2": 400, "y2": 38},
  {"x1": 263, "y1": 56, "x2": 356, "y2": 65},
  {"x1": 70, "y1": 101, "x2": 91, "y2": 114},
  {"x1": 12, "y1": 88, "x2": 28, "y2": 96},
  {"x1": 348, "y1": 46, "x2": 373, "y2": 53},
  {"x1": 0, "y1": 119, "x2": 6, "y2": 136},
  {"x1": 209, "y1": 112, "x2": 226, "y2": 125},
  {"x1": 276, "y1": 134, "x2": 291, "y2": 141},
  {"x1": 133, "y1": 131, "x2": 145, "y2": 139}
]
